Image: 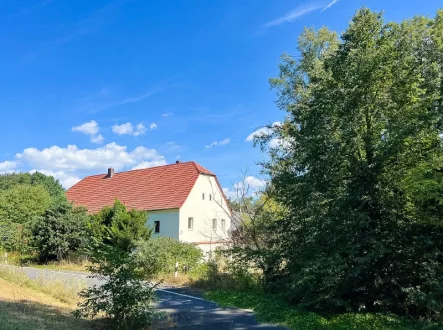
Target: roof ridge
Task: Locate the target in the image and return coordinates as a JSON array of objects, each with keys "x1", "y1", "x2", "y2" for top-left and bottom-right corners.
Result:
[{"x1": 91, "y1": 161, "x2": 198, "y2": 177}]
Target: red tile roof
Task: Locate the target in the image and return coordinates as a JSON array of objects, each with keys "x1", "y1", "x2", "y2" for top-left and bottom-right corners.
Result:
[{"x1": 66, "y1": 161, "x2": 223, "y2": 213}]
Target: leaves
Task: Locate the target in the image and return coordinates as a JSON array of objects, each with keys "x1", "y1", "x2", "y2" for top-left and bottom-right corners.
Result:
[
  {"x1": 264, "y1": 8, "x2": 443, "y2": 320},
  {"x1": 73, "y1": 230, "x2": 161, "y2": 328},
  {"x1": 32, "y1": 200, "x2": 89, "y2": 261},
  {"x1": 88, "y1": 200, "x2": 150, "y2": 252}
]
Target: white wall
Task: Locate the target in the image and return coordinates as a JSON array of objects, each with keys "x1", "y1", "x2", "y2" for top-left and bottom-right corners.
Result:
[
  {"x1": 146, "y1": 209, "x2": 180, "y2": 240},
  {"x1": 179, "y1": 174, "x2": 231, "y2": 245}
]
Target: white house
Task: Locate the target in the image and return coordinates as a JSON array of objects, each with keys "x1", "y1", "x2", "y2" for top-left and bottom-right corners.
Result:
[{"x1": 66, "y1": 161, "x2": 232, "y2": 255}]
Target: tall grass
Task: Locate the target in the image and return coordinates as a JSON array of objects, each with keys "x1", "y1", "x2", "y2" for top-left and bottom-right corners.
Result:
[{"x1": 0, "y1": 265, "x2": 85, "y2": 304}]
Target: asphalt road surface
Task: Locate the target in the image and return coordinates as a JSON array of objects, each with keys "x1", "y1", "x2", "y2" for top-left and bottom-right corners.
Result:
[{"x1": 8, "y1": 266, "x2": 287, "y2": 330}]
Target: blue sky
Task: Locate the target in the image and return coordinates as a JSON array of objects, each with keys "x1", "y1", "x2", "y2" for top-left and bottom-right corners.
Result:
[{"x1": 0, "y1": 0, "x2": 441, "y2": 193}]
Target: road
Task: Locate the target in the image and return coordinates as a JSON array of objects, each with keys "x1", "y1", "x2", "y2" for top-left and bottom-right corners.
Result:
[{"x1": 10, "y1": 266, "x2": 286, "y2": 330}]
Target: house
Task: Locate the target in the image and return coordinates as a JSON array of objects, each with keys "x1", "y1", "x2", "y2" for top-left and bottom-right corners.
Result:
[{"x1": 66, "y1": 161, "x2": 232, "y2": 255}]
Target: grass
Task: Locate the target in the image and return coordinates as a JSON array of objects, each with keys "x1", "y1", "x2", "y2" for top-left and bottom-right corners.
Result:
[
  {"x1": 0, "y1": 277, "x2": 98, "y2": 330},
  {"x1": 1, "y1": 251, "x2": 90, "y2": 272},
  {"x1": 204, "y1": 289, "x2": 443, "y2": 330},
  {"x1": 0, "y1": 265, "x2": 172, "y2": 330},
  {"x1": 0, "y1": 265, "x2": 86, "y2": 304},
  {"x1": 30, "y1": 260, "x2": 90, "y2": 272}
]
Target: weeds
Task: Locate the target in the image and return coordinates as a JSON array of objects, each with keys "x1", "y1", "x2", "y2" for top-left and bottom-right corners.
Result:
[
  {"x1": 205, "y1": 289, "x2": 443, "y2": 330},
  {"x1": 0, "y1": 265, "x2": 85, "y2": 304}
]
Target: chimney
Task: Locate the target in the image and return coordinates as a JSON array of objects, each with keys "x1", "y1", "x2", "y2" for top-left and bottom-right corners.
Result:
[
  {"x1": 107, "y1": 168, "x2": 115, "y2": 178},
  {"x1": 176, "y1": 160, "x2": 181, "y2": 164}
]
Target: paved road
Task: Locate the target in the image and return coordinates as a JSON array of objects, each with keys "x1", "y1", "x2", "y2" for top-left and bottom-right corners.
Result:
[{"x1": 7, "y1": 266, "x2": 286, "y2": 330}]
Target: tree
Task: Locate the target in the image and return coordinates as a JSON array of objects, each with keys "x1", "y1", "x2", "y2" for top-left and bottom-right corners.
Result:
[
  {"x1": 0, "y1": 184, "x2": 51, "y2": 225},
  {"x1": 73, "y1": 239, "x2": 161, "y2": 329},
  {"x1": 89, "y1": 200, "x2": 150, "y2": 251},
  {"x1": 0, "y1": 172, "x2": 65, "y2": 200},
  {"x1": 0, "y1": 184, "x2": 51, "y2": 252},
  {"x1": 74, "y1": 203, "x2": 161, "y2": 329},
  {"x1": 263, "y1": 8, "x2": 443, "y2": 320},
  {"x1": 33, "y1": 200, "x2": 89, "y2": 261}
]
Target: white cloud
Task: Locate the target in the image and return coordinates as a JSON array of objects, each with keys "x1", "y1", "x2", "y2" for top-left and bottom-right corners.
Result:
[
  {"x1": 0, "y1": 161, "x2": 18, "y2": 173},
  {"x1": 263, "y1": 4, "x2": 321, "y2": 28},
  {"x1": 269, "y1": 137, "x2": 291, "y2": 149},
  {"x1": 112, "y1": 122, "x2": 154, "y2": 136},
  {"x1": 72, "y1": 120, "x2": 99, "y2": 135},
  {"x1": 162, "y1": 112, "x2": 173, "y2": 117},
  {"x1": 72, "y1": 120, "x2": 103, "y2": 144},
  {"x1": 246, "y1": 122, "x2": 281, "y2": 142},
  {"x1": 16, "y1": 142, "x2": 165, "y2": 172},
  {"x1": 234, "y1": 176, "x2": 266, "y2": 191},
  {"x1": 90, "y1": 134, "x2": 104, "y2": 144},
  {"x1": 205, "y1": 138, "x2": 231, "y2": 149},
  {"x1": 134, "y1": 123, "x2": 147, "y2": 136},
  {"x1": 224, "y1": 176, "x2": 266, "y2": 200},
  {"x1": 30, "y1": 169, "x2": 81, "y2": 189},
  {"x1": 131, "y1": 159, "x2": 167, "y2": 170},
  {"x1": 112, "y1": 122, "x2": 134, "y2": 135},
  {"x1": 223, "y1": 187, "x2": 238, "y2": 200},
  {"x1": 322, "y1": 0, "x2": 339, "y2": 12}
]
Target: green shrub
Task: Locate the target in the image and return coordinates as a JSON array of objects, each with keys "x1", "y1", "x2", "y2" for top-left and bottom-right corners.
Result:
[
  {"x1": 73, "y1": 240, "x2": 162, "y2": 329},
  {"x1": 88, "y1": 200, "x2": 150, "y2": 251},
  {"x1": 190, "y1": 254, "x2": 259, "y2": 291},
  {"x1": 135, "y1": 237, "x2": 203, "y2": 277},
  {"x1": 32, "y1": 200, "x2": 89, "y2": 261}
]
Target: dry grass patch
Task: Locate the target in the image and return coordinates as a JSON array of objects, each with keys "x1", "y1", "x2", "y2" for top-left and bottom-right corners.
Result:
[
  {"x1": 0, "y1": 265, "x2": 85, "y2": 304},
  {"x1": 32, "y1": 260, "x2": 91, "y2": 272},
  {"x1": 0, "y1": 278, "x2": 98, "y2": 330}
]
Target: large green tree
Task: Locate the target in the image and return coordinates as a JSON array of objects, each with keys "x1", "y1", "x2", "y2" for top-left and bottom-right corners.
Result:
[
  {"x1": 89, "y1": 200, "x2": 151, "y2": 252},
  {"x1": 264, "y1": 8, "x2": 443, "y2": 320},
  {"x1": 0, "y1": 172, "x2": 65, "y2": 200},
  {"x1": 0, "y1": 184, "x2": 51, "y2": 252},
  {"x1": 33, "y1": 200, "x2": 89, "y2": 261},
  {"x1": 0, "y1": 172, "x2": 66, "y2": 253}
]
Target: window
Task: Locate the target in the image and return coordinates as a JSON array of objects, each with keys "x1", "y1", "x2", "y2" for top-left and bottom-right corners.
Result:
[
  {"x1": 209, "y1": 194, "x2": 212, "y2": 201},
  {"x1": 188, "y1": 217, "x2": 194, "y2": 230},
  {"x1": 212, "y1": 218, "x2": 217, "y2": 230},
  {"x1": 202, "y1": 193, "x2": 205, "y2": 200},
  {"x1": 154, "y1": 221, "x2": 160, "y2": 233},
  {"x1": 221, "y1": 219, "x2": 226, "y2": 230}
]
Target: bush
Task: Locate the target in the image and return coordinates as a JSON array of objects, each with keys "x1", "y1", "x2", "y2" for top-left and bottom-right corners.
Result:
[
  {"x1": 135, "y1": 237, "x2": 203, "y2": 277},
  {"x1": 32, "y1": 200, "x2": 89, "y2": 261},
  {"x1": 88, "y1": 200, "x2": 150, "y2": 251},
  {"x1": 73, "y1": 240, "x2": 162, "y2": 329},
  {"x1": 190, "y1": 252, "x2": 259, "y2": 291}
]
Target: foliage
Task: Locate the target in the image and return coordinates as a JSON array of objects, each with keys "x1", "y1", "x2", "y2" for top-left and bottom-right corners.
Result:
[
  {"x1": 135, "y1": 236, "x2": 203, "y2": 277},
  {"x1": 73, "y1": 239, "x2": 162, "y2": 329},
  {"x1": 0, "y1": 172, "x2": 65, "y2": 200},
  {"x1": 0, "y1": 172, "x2": 65, "y2": 253},
  {"x1": 190, "y1": 258, "x2": 259, "y2": 291},
  {"x1": 88, "y1": 200, "x2": 150, "y2": 252},
  {"x1": 229, "y1": 191, "x2": 288, "y2": 288},
  {"x1": 205, "y1": 289, "x2": 442, "y2": 330},
  {"x1": 0, "y1": 184, "x2": 51, "y2": 225},
  {"x1": 0, "y1": 185, "x2": 51, "y2": 252},
  {"x1": 32, "y1": 200, "x2": 89, "y2": 261},
  {"x1": 262, "y1": 8, "x2": 443, "y2": 320}
]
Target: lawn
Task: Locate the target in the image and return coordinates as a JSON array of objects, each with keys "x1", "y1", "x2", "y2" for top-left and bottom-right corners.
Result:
[
  {"x1": 204, "y1": 289, "x2": 443, "y2": 330},
  {"x1": 0, "y1": 277, "x2": 97, "y2": 330}
]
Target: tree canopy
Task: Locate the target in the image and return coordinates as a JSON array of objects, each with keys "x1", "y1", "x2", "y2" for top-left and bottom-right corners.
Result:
[
  {"x1": 89, "y1": 199, "x2": 151, "y2": 252},
  {"x1": 259, "y1": 8, "x2": 443, "y2": 320}
]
